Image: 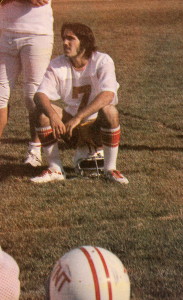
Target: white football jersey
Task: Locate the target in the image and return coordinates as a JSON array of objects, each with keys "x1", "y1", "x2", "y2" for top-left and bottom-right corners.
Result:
[
  {"x1": 37, "y1": 51, "x2": 119, "y2": 120},
  {"x1": 0, "y1": 0, "x2": 53, "y2": 35}
]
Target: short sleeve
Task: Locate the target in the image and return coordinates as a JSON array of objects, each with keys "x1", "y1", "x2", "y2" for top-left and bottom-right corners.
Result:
[
  {"x1": 97, "y1": 55, "x2": 119, "y2": 94},
  {"x1": 37, "y1": 65, "x2": 61, "y2": 101}
]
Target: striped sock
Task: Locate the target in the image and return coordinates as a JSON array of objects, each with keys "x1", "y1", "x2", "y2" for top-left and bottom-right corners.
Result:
[
  {"x1": 36, "y1": 126, "x2": 64, "y2": 173},
  {"x1": 36, "y1": 126, "x2": 57, "y2": 147},
  {"x1": 28, "y1": 141, "x2": 41, "y2": 156},
  {"x1": 101, "y1": 125, "x2": 120, "y2": 171}
]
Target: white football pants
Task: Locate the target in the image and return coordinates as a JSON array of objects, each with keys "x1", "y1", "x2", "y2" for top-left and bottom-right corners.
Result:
[{"x1": 0, "y1": 30, "x2": 53, "y2": 111}]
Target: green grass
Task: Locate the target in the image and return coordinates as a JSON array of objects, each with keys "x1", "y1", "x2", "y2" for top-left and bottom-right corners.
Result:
[{"x1": 0, "y1": 0, "x2": 183, "y2": 299}]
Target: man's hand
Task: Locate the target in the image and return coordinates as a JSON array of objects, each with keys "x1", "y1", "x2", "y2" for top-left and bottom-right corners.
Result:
[
  {"x1": 30, "y1": 0, "x2": 49, "y2": 7},
  {"x1": 49, "y1": 112, "x2": 66, "y2": 139},
  {"x1": 65, "y1": 116, "x2": 81, "y2": 138}
]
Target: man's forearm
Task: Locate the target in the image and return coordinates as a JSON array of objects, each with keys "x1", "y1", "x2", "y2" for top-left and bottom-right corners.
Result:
[
  {"x1": 34, "y1": 92, "x2": 66, "y2": 137},
  {"x1": 34, "y1": 92, "x2": 57, "y2": 119},
  {"x1": 76, "y1": 91, "x2": 114, "y2": 123}
]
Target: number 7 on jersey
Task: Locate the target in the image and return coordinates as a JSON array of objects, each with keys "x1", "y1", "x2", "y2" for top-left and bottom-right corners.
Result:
[{"x1": 72, "y1": 85, "x2": 91, "y2": 112}]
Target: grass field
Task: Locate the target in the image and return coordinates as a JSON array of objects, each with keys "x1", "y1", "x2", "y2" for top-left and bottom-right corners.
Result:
[{"x1": 0, "y1": 0, "x2": 183, "y2": 299}]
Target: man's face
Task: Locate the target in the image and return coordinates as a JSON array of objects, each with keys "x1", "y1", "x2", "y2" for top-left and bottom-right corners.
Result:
[{"x1": 62, "y1": 29, "x2": 82, "y2": 58}]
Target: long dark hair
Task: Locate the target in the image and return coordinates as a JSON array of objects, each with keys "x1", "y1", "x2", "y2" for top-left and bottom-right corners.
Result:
[{"x1": 61, "y1": 22, "x2": 97, "y2": 58}]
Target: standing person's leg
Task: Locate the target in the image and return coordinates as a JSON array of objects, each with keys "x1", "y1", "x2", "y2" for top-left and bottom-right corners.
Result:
[
  {"x1": 0, "y1": 32, "x2": 21, "y2": 138},
  {"x1": 21, "y1": 34, "x2": 53, "y2": 166},
  {"x1": 0, "y1": 107, "x2": 8, "y2": 138}
]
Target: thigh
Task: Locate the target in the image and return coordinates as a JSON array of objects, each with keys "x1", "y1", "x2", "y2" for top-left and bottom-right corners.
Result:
[
  {"x1": 0, "y1": 50, "x2": 20, "y2": 108},
  {"x1": 62, "y1": 109, "x2": 74, "y2": 123},
  {"x1": 77, "y1": 119, "x2": 102, "y2": 148},
  {"x1": 51, "y1": 105, "x2": 73, "y2": 123},
  {"x1": 51, "y1": 104, "x2": 63, "y2": 118},
  {"x1": 21, "y1": 35, "x2": 53, "y2": 109}
]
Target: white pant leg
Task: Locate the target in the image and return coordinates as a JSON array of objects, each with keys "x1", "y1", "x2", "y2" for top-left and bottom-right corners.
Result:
[
  {"x1": 20, "y1": 34, "x2": 53, "y2": 112},
  {"x1": 0, "y1": 31, "x2": 21, "y2": 109}
]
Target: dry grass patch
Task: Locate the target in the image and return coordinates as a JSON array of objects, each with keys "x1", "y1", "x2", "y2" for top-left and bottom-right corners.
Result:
[{"x1": 0, "y1": 0, "x2": 183, "y2": 299}]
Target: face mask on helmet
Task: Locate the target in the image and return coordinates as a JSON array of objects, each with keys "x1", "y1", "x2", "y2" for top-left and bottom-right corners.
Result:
[
  {"x1": 49, "y1": 246, "x2": 130, "y2": 300},
  {"x1": 73, "y1": 146, "x2": 104, "y2": 178}
]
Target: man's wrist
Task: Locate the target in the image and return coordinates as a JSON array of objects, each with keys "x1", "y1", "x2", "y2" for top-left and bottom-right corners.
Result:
[
  {"x1": 74, "y1": 115, "x2": 82, "y2": 124},
  {"x1": 48, "y1": 110, "x2": 58, "y2": 120}
]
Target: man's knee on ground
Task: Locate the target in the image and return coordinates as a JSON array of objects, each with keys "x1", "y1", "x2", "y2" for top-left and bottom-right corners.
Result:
[{"x1": 99, "y1": 105, "x2": 119, "y2": 128}]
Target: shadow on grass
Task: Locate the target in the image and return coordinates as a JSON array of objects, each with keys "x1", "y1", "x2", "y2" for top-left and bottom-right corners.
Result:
[
  {"x1": 0, "y1": 155, "x2": 17, "y2": 162},
  {"x1": 0, "y1": 164, "x2": 42, "y2": 181},
  {"x1": 1, "y1": 138, "x2": 75, "y2": 150},
  {"x1": 120, "y1": 144, "x2": 183, "y2": 152},
  {"x1": 176, "y1": 134, "x2": 183, "y2": 140},
  {"x1": 0, "y1": 164, "x2": 75, "y2": 181},
  {"x1": 1, "y1": 138, "x2": 29, "y2": 144}
]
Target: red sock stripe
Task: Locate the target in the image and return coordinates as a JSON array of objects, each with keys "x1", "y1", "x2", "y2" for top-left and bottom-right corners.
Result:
[
  {"x1": 101, "y1": 129, "x2": 120, "y2": 147},
  {"x1": 37, "y1": 128, "x2": 57, "y2": 147}
]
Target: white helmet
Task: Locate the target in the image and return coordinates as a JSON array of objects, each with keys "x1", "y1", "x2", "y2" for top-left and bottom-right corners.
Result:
[
  {"x1": 0, "y1": 246, "x2": 20, "y2": 300},
  {"x1": 73, "y1": 146, "x2": 104, "y2": 177},
  {"x1": 49, "y1": 246, "x2": 130, "y2": 300}
]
